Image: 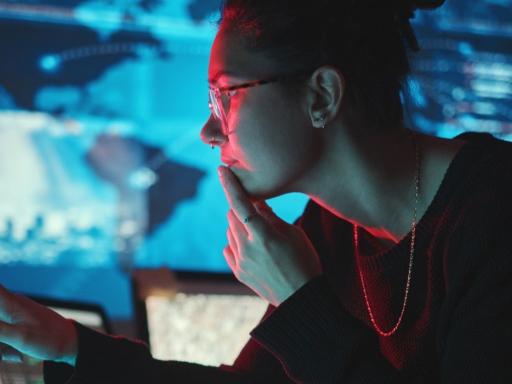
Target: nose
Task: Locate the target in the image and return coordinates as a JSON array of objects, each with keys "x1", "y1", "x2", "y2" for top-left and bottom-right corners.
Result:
[{"x1": 200, "y1": 114, "x2": 227, "y2": 147}]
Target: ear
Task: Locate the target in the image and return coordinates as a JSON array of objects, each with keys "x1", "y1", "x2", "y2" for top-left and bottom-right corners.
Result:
[{"x1": 306, "y1": 66, "x2": 345, "y2": 128}]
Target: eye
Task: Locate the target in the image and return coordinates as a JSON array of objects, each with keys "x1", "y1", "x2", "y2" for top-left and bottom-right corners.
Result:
[
  {"x1": 220, "y1": 89, "x2": 238, "y2": 109},
  {"x1": 226, "y1": 89, "x2": 238, "y2": 98}
]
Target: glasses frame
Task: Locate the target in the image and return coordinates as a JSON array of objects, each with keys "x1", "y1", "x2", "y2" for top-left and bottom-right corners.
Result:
[{"x1": 208, "y1": 70, "x2": 313, "y2": 135}]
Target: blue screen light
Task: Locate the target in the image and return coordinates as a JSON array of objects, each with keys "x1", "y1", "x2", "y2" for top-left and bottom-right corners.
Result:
[
  {"x1": 39, "y1": 54, "x2": 61, "y2": 73},
  {"x1": 458, "y1": 42, "x2": 474, "y2": 56}
]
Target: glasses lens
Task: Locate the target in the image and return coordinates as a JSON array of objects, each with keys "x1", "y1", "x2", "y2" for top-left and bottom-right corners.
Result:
[
  {"x1": 209, "y1": 88, "x2": 230, "y2": 135},
  {"x1": 208, "y1": 89, "x2": 222, "y2": 120}
]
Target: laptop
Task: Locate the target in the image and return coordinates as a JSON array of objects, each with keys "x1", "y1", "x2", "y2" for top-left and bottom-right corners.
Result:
[{"x1": 131, "y1": 269, "x2": 268, "y2": 367}]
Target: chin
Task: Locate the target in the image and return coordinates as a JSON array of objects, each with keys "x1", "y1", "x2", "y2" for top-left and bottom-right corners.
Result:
[{"x1": 237, "y1": 172, "x2": 288, "y2": 202}]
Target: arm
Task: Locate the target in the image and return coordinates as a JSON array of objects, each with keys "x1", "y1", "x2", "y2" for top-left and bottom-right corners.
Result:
[
  {"x1": 220, "y1": 304, "x2": 294, "y2": 382},
  {"x1": 42, "y1": 321, "x2": 242, "y2": 383},
  {"x1": 44, "y1": 212, "x2": 312, "y2": 384},
  {"x1": 43, "y1": 307, "x2": 294, "y2": 384}
]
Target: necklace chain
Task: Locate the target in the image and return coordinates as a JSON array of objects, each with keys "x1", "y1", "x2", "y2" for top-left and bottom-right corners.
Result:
[{"x1": 353, "y1": 130, "x2": 420, "y2": 337}]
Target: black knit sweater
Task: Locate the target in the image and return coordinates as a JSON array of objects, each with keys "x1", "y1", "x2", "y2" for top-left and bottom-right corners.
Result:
[{"x1": 44, "y1": 131, "x2": 512, "y2": 383}]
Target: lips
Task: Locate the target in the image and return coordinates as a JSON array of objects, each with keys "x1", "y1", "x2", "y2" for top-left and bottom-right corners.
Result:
[{"x1": 221, "y1": 156, "x2": 238, "y2": 166}]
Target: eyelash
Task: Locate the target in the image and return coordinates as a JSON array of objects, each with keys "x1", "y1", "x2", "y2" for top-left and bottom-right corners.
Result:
[{"x1": 222, "y1": 89, "x2": 238, "y2": 97}]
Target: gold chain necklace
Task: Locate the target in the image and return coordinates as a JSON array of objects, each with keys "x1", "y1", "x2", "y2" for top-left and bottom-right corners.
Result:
[{"x1": 353, "y1": 130, "x2": 420, "y2": 337}]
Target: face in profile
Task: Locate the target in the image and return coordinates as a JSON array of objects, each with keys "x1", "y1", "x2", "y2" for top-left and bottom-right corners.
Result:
[{"x1": 200, "y1": 27, "x2": 325, "y2": 201}]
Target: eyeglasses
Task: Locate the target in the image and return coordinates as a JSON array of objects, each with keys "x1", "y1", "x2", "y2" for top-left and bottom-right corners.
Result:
[{"x1": 208, "y1": 71, "x2": 312, "y2": 136}]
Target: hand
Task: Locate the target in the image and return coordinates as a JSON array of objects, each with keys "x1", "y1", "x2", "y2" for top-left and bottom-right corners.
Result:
[
  {"x1": 0, "y1": 285, "x2": 78, "y2": 365},
  {"x1": 218, "y1": 166, "x2": 322, "y2": 307}
]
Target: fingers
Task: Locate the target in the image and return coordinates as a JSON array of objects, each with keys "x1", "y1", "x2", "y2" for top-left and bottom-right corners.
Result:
[
  {"x1": 0, "y1": 289, "x2": 28, "y2": 363},
  {"x1": 223, "y1": 245, "x2": 237, "y2": 274},
  {"x1": 226, "y1": 225, "x2": 239, "y2": 254},
  {"x1": 0, "y1": 322, "x2": 20, "y2": 352},
  {"x1": 0, "y1": 341, "x2": 23, "y2": 363},
  {"x1": 218, "y1": 166, "x2": 264, "y2": 233},
  {"x1": 0, "y1": 284, "x2": 15, "y2": 323},
  {"x1": 228, "y1": 209, "x2": 247, "y2": 239}
]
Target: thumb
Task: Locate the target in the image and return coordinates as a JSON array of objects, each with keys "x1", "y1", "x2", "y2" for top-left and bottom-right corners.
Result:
[
  {"x1": 0, "y1": 342, "x2": 23, "y2": 363},
  {"x1": 0, "y1": 323, "x2": 23, "y2": 357}
]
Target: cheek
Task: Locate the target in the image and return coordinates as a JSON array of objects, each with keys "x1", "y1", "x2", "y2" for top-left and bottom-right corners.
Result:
[
  {"x1": 229, "y1": 108, "x2": 319, "y2": 198},
  {"x1": 231, "y1": 110, "x2": 287, "y2": 170},
  {"x1": 242, "y1": 100, "x2": 312, "y2": 167}
]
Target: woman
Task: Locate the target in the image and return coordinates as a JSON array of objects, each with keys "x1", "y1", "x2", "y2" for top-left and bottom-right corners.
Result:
[{"x1": 1, "y1": 0, "x2": 511, "y2": 382}]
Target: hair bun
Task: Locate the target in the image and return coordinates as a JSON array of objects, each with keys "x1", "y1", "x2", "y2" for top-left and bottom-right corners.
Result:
[
  {"x1": 392, "y1": 0, "x2": 445, "y2": 51},
  {"x1": 393, "y1": 0, "x2": 445, "y2": 20},
  {"x1": 382, "y1": 0, "x2": 445, "y2": 22}
]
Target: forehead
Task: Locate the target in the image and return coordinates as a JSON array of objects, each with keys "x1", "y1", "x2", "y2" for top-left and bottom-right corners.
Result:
[{"x1": 208, "y1": 28, "x2": 277, "y2": 84}]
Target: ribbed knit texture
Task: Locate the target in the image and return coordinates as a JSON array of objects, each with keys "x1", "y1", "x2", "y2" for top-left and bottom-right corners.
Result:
[{"x1": 44, "y1": 131, "x2": 512, "y2": 383}]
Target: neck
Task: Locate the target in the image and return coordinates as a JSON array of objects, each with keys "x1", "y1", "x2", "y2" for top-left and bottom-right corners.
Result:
[{"x1": 299, "y1": 124, "x2": 422, "y2": 246}]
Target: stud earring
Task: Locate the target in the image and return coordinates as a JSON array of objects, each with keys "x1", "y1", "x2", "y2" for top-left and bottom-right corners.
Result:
[{"x1": 314, "y1": 115, "x2": 326, "y2": 129}]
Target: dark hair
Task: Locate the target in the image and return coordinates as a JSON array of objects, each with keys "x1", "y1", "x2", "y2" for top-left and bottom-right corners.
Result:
[{"x1": 219, "y1": 0, "x2": 445, "y2": 130}]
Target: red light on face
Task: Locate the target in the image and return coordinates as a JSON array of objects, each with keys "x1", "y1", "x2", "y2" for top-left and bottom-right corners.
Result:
[{"x1": 221, "y1": 156, "x2": 238, "y2": 166}]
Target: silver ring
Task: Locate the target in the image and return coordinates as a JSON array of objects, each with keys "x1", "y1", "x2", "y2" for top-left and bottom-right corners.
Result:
[{"x1": 243, "y1": 214, "x2": 254, "y2": 224}]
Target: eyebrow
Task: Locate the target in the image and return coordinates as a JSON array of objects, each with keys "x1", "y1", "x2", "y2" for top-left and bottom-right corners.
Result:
[{"x1": 208, "y1": 70, "x2": 239, "y2": 84}]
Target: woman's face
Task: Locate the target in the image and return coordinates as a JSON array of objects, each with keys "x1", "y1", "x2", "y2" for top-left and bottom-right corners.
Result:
[{"x1": 200, "y1": 28, "x2": 324, "y2": 201}]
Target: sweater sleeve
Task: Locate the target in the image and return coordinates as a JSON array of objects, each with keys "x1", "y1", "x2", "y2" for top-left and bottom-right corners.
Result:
[
  {"x1": 43, "y1": 321, "x2": 250, "y2": 384},
  {"x1": 43, "y1": 317, "x2": 295, "y2": 384},
  {"x1": 219, "y1": 304, "x2": 294, "y2": 382}
]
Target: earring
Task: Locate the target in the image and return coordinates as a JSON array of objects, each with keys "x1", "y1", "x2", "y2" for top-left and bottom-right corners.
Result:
[{"x1": 314, "y1": 115, "x2": 326, "y2": 129}]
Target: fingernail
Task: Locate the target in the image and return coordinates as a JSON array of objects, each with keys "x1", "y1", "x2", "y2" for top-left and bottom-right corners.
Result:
[{"x1": 217, "y1": 166, "x2": 225, "y2": 178}]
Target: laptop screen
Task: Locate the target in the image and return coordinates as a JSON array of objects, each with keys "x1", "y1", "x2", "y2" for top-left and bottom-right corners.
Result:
[
  {"x1": 132, "y1": 271, "x2": 269, "y2": 367},
  {"x1": 145, "y1": 292, "x2": 268, "y2": 366}
]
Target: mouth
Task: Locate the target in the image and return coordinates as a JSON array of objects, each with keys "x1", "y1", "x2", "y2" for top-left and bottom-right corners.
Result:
[{"x1": 221, "y1": 157, "x2": 238, "y2": 167}]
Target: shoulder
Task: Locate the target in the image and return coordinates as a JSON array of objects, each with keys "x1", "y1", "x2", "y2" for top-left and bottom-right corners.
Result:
[
  {"x1": 453, "y1": 131, "x2": 512, "y2": 174},
  {"x1": 456, "y1": 133, "x2": 512, "y2": 211},
  {"x1": 442, "y1": 134, "x2": 512, "y2": 290},
  {"x1": 442, "y1": 132, "x2": 512, "y2": 214}
]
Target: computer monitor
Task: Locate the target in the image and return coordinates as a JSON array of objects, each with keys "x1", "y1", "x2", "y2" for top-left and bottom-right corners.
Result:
[
  {"x1": 0, "y1": 295, "x2": 111, "y2": 384},
  {"x1": 132, "y1": 270, "x2": 268, "y2": 367}
]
